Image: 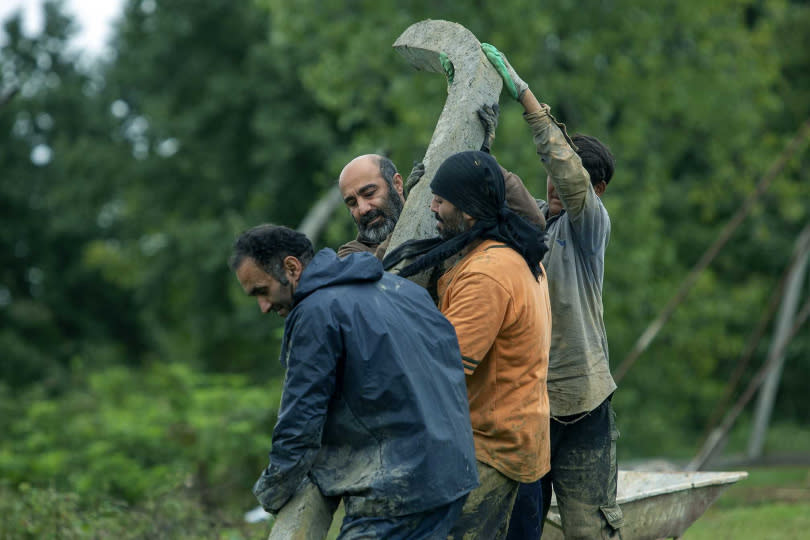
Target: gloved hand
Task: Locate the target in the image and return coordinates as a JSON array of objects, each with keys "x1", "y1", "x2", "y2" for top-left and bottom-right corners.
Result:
[
  {"x1": 439, "y1": 52, "x2": 454, "y2": 85},
  {"x1": 482, "y1": 43, "x2": 528, "y2": 101},
  {"x1": 478, "y1": 103, "x2": 499, "y2": 154},
  {"x1": 404, "y1": 161, "x2": 425, "y2": 198}
]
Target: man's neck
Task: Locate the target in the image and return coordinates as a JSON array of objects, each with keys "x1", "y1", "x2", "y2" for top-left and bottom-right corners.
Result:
[{"x1": 356, "y1": 234, "x2": 380, "y2": 248}]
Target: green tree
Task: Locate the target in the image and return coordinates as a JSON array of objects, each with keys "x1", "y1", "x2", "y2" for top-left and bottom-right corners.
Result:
[
  {"x1": 87, "y1": 0, "x2": 351, "y2": 375},
  {"x1": 0, "y1": 1, "x2": 145, "y2": 389}
]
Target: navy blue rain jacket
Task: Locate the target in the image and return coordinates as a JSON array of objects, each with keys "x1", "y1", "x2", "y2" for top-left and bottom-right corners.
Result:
[{"x1": 253, "y1": 249, "x2": 478, "y2": 517}]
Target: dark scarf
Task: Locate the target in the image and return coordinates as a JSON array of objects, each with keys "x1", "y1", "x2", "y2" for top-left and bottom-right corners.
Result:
[{"x1": 383, "y1": 151, "x2": 547, "y2": 279}]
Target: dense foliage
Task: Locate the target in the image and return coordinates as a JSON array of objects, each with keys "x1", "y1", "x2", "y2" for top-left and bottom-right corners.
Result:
[{"x1": 1, "y1": 0, "x2": 808, "y2": 530}]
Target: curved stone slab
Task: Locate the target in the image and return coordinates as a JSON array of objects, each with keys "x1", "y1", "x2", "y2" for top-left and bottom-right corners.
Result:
[
  {"x1": 386, "y1": 19, "x2": 503, "y2": 265},
  {"x1": 266, "y1": 479, "x2": 337, "y2": 540}
]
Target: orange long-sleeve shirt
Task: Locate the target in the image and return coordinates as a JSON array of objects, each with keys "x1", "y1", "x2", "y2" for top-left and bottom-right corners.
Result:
[{"x1": 438, "y1": 240, "x2": 552, "y2": 482}]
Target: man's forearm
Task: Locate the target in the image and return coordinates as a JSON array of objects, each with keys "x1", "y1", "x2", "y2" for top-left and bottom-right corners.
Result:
[
  {"x1": 521, "y1": 92, "x2": 590, "y2": 214},
  {"x1": 519, "y1": 88, "x2": 544, "y2": 115}
]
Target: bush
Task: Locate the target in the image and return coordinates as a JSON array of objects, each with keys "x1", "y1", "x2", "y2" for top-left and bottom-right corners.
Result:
[
  {"x1": 0, "y1": 362, "x2": 283, "y2": 512},
  {"x1": 0, "y1": 482, "x2": 266, "y2": 539}
]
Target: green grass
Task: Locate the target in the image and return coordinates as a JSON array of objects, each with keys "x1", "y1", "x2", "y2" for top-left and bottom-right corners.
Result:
[
  {"x1": 683, "y1": 466, "x2": 810, "y2": 539},
  {"x1": 4, "y1": 465, "x2": 808, "y2": 539},
  {"x1": 684, "y1": 502, "x2": 810, "y2": 539}
]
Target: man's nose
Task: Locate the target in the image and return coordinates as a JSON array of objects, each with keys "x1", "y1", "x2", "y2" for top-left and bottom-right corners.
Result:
[
  {"x1": 357, "y1": 198, "x2": 373, "y2": 215},
  {"x1": 258, "y1": 298, "x2": 272, "y2": 313}
]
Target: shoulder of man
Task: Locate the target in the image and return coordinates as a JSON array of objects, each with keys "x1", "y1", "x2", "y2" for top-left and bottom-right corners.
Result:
[
  {"x1": 501, "y1": 166, "x2": 545, "y2": 229},
  {"x1": 456, "y1": 241, "x2": 527, "y2": 280},
  {"x1": 337, "y1": 238, "x2": 378, "y2": 258}
]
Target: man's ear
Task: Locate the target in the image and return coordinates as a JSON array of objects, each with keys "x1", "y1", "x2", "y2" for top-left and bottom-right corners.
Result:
[
  {"x1": 594, "y1": 180, "x2": 607, "y2": 197},
  {"x1": 283, "y1": 256, "x2": 303, "y2": 284},
  {"x1": 463, "y1": 212, "x2": 476, "y2": 229},
  {"x1": 393, "y1": 173, "x2": 405, "y2": 199}
]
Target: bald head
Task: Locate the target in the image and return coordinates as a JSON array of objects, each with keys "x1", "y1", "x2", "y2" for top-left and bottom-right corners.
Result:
[
  {"x1": 339, "y1": 154, "x2": 400, "y2": 191},
  {"x1": 338, "y1": 154, "x2": 405, "y2": 244}
]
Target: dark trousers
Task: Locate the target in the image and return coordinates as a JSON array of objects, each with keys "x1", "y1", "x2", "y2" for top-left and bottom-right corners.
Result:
[
  {"x1": 506, "y1": 478, "x2": 543, "y2": 539},
  {"x1": 338, "y1": 495, "x2": 467, "y2": 539},
  {"x1": 507, "y1": 396, "x2": 623, "y2": 540}
]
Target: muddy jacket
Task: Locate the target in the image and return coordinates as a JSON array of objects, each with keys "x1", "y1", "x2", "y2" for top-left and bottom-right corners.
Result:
[{"x1": 253, "y1": 249, "x2": 479, "y2": 517}]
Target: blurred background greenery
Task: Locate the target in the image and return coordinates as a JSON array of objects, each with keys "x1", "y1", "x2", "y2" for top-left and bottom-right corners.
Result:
[{"x1": 1, "y1": 0, "x2": 808, "y2": 537}]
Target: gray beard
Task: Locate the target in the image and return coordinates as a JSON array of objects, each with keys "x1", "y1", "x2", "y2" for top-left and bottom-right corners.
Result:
[
  {"x1": 358, "y1": 217, "x2": 396, "y2": 244},
  {"x1": 356, "y1": 188, "x2": 403, "y2": 245}
]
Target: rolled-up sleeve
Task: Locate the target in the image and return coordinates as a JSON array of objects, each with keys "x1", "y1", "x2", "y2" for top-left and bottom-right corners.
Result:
[{"x1": 524, "y1": 108, "x2": 609, "y2": 254}]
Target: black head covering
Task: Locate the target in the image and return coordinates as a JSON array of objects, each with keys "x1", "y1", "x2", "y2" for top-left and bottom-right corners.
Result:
[{"x1": 384, "y1": 150, "x2": 547, "y2": 278}]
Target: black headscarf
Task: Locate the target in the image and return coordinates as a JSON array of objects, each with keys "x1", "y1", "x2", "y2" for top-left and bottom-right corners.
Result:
[{"x1": 383, "y1": 150, "x2": 547, "y2": 279}]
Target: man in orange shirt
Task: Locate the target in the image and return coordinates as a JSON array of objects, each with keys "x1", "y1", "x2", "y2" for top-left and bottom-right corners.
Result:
[{"x1": 385, "y1": 150, "x2": 552, "y2": 539}]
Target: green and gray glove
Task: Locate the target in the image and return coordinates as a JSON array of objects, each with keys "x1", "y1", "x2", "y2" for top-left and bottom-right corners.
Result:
[
  {"x1": 482, "y1": 42, "x2": 528, "y2": 101},
  {"x1": 439, "y1": 52, "x2": 454, "y2": 85}
]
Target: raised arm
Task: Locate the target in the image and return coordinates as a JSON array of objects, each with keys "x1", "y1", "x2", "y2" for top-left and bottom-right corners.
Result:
[{"x1": 483, "y1": 43, "x2": 595, "y2": 222}]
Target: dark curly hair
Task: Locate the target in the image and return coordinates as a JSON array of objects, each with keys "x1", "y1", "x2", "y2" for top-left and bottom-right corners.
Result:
[
  {"x1": 572, "y1": 134, "x2": 615, "y2": 186},
  {"x1": 229, "y1": 224, "x2": 314, "y2": 284}
]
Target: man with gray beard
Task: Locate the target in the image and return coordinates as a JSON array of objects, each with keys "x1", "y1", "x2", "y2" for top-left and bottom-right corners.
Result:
[
  {"x1": 337, "y1": 154, "x2": 405, "y2": 259},
  {"x1": 337, "y1": 148, "x2": 544, "y2": 262},
  {"x1": 336, "y1": 107, "x2": 546, "y2": 262}
]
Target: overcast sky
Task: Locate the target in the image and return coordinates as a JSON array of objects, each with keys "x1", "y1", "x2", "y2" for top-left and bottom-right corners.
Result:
[{"x1": 0, "y1": 0, "x2": 124, "y2": 56}]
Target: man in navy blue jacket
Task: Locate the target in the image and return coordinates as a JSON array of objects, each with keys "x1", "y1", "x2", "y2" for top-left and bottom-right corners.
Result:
[{"x1": 229, "y1": 224, "x2": 479, "y2": 538}]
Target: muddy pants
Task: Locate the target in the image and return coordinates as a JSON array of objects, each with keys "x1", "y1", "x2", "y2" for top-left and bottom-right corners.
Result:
[
  {"x1": 507, "y1": 396, "x2": 623, "y2": 539},
  {"x1": 338, "y1": 495, "x2": 467, "y2": 539},
  {"x1": 448, "y1": 461, "x2": 519, "y2": 540}
]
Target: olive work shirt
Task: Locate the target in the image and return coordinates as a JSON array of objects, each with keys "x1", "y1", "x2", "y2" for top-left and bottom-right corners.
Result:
[
  {"x1": 523, "y1": 107, "x2": 617, "y2": 417},
  {"x1": 437, "y1": 240, "x2": 552, "y2": 483}
]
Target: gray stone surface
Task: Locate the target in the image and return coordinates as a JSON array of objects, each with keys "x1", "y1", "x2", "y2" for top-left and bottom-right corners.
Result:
[
  {"x1": 266, "y1": 479, "x2": 335, "y2": 540},
  {"x1": 387, "y1": 19, "x2": 503, "y2": 265}
]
